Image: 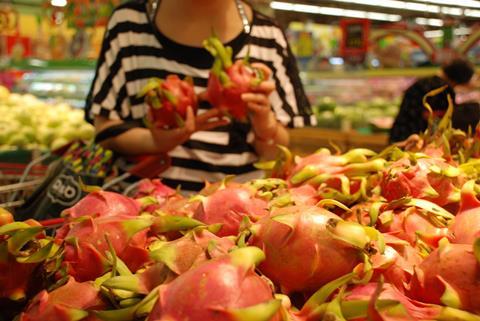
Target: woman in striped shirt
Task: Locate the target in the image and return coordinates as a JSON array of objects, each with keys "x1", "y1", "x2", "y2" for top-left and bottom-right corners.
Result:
[{"x1": 86, "y1": 0, "x2": 315, "y2": 193}]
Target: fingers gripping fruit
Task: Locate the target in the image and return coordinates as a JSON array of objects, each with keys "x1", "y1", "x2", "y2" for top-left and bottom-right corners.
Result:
[{"x1": 204, "y1": 35, "x2": 264, "y2": 120}]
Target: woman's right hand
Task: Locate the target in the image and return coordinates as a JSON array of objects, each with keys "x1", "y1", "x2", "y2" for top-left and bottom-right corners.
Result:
[{"x1": 149, "y1": 106, "x2": 230, "y2": 151}]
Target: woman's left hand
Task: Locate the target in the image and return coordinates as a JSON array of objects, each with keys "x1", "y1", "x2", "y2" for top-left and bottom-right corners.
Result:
[{"x1": 242, "y1": 63, "x2": 278, "y2": 139}]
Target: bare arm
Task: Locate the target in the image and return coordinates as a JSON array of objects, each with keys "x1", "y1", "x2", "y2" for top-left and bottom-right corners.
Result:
[{"x1": 94, "y1": 107, "x2": 229, "y2": 156}]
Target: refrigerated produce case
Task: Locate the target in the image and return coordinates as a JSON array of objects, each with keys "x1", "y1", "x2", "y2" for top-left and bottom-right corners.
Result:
[{"x1": 2, "y1": 59, "x2": 95, "y2": 109}]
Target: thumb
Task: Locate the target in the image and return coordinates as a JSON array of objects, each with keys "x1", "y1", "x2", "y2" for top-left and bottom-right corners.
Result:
[{"x1": 184, "y1": 106, "x2": 195, "y2": 135}]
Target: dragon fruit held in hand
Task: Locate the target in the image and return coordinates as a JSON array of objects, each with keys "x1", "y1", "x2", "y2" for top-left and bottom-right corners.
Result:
[
  {"x1": 140, "y1": 75, "x2": 197, "y2": 129},
  {"x1": 147, "y1": 247, "x2": 282, "y2": 321},
  {"x1": 203, "y1": 35, "x2": 264, "y2": 120}
]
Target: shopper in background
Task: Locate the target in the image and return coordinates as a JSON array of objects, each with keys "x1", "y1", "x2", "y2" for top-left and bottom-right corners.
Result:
[
  {"x1": 390, "y1": 58, "x2": 475, "y2": 143},
  {"x1": 85, "y1": 0, "x2": 315, "y2": 192}
]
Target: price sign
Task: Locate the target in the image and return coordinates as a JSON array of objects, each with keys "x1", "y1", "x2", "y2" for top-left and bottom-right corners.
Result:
[{"x1": 340, "y1": 18, "x2": 370, "y2": 64}]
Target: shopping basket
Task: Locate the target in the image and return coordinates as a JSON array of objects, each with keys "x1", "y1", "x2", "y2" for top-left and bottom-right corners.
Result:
[
  {"x1": 0, "y1": 144, "x2": 171, "y2": 224},
  {"x1": 0, "y1": 151, "x2": 52, "y2": 209}
]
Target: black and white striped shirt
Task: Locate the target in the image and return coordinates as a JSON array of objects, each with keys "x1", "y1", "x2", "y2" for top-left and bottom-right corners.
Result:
[{"x1": 86, "y1": 0, "x2": 315, "y2": 192}]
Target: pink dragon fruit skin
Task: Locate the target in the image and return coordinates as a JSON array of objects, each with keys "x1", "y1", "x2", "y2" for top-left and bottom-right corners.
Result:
[
  {"x1": 144, "y1": 228, "x2": 236, "y2": 281},
  {"x1": 147, "y1": 247, "x2": 281, "y2": 321},
  {"x1": 343, "y1": 283, "x2": 442, "y2": 321},
  {"x1": 134, "y1": 179, "x2": 176, "y2": 201},
  {"x1": 451, "y1": 180, "x2": 480, "y2": 244},
  {"x1": 377, "y1": 207, "x2": 450, "y2": 247},
  {"x1": 204, "y1": 35, "x2": 265, "y2": 121},
  {"x1": 380, "y1": 157, "x2": 462, "y2": 207},
  {"x1": 206, "y1": 66, "x2": 253, "y2": 120},
  {"x1": 62, "y1": 191, "x2": 141, "y2": 219},
  {"x1": 370, "y1": 235, "x2": 423, "y2": 294},
  {"x1": 0, "y1": 253, "x2": 38, "y2": 301},
  {"x1": 249, "y1": 205, "x2": 364, "y2": 294},
  {"x1": 19, "y1": 277, "x2": 105, "y2": 321},
  {"x1": 134, "y1": 179, "x2": 178, "y2": 213},
  {"x1": 55, "y1": 216, "x2": 151, "y2": 282},
  {"x1": 193, "y1": 184, "x2": 268, "y2": 237},
  {"x1": 408, "y1": 242, "x2": 480, "y2": 313},
  {"x1": 148, "y1": 75, "x2": 198, "y2": 129},
  {"x1": 102, "y1": 230, "x2": 236, "y2": 297}
]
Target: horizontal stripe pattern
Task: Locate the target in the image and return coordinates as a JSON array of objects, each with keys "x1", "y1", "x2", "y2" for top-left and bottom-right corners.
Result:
[{"x1": 85, "y1": 0, "x2": 314, "y2": 192}]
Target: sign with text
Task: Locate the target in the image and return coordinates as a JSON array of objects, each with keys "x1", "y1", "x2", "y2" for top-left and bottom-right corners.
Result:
[{"x1": 340, "y1": 18, "x2": 370, "y2": 64}]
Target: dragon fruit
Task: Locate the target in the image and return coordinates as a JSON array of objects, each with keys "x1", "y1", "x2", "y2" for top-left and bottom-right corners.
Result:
[
  {"x1": 377, "y1": 207, "x2": 451, "y2": 247},
  {"x1": 249, "y1": 203, "x2": 379, "y2": 294},
  {"x1": 148, "y1": 228, "x2": 235, "y2": 275},
  {"x1": 55, "y1": 215, "x2": 152, "y2": 282},
  {"x1": 0, "y1": 221, "x2": 51, "y2": 301},
  {"x1": 18, "y1": 277, "x2": 105, "y2": 321},
  {"x1": 286, "y1": 148, "x2": 383, "y2": 186},
  {"x1": 147, "y1": 247, "x2": 282, "y2": 321},
  {"x1": 408, "y1": 239, "x2": 480, "y2": 313},
  {"x1": 140, "y1": 75, "x2": 197, "y2": 129},
  {"x1": 134, "y1": 179, "x2": 178, "y2": 213},
  {"x1": 0, "y1": 250, "x2": 38, "y2": 301},
  {"x1": 62, "y1": 191, "x2": 141, "y2": 219},
  {"x1": 451, "y1": 180, "x2": 480, "y2": 244},
  {"x1": 134, "y1": 179, "x2": 176, "y2": 203},
  {"x1": 193, "y1": 182, "x2": 268, "y2": 237},
  {"x1": 340, "y1": 282, "x2": 477, "y2": 321},
  {"x1": 370, "y1": 235, "x2": 423, "y2": 293},
  {"x1": 203, "y1": 35, "x2": 265, "y2": 120},
  {"x1": 103, "y1": 229, "x2": 235, "y2": 295},
  {"x1": 380, "y1": 156, "x2": 462, "y2": 206}
]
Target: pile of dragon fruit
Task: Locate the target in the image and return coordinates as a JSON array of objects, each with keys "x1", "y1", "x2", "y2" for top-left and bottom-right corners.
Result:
[{"x1": 3, "y1": 109, "x2": 480, "y2": 321}]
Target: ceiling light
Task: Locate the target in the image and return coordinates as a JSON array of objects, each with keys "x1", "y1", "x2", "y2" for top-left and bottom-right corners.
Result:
[
  {"x1": 424, "y1": 30, "x2": 443, "y2": 38},
  {"x1": 415, "y1": 17, "x2": 444, "y2": 27},
  {"x1": 328, "y1": 0, "x2": 440, "y2": 13},
  {"x1": 270, "y1": 1, "x2": 401, "y2": 21},
  {"x1": 415, "y1": 0, "x2": 480, "y2": 9},
  {"x1": 464, "y1": 9, "x2": 480, "y2": 17},
  {"x1": 51, "y1": 0, "x2": 67, "y2": 7},
  {"x1": 424, "y1": 27, "x2": 472, "y2": 38},
  {"x1": 441, "y1": 7, "x2": 463, "y2": 15}
]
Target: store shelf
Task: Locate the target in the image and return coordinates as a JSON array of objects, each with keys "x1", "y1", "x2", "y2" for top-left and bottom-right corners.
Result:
[
  {"x1": 5, "y1": 59, "x2": 97, "y2": 71},
  {"x1": 302, "y1": 66, "x2": 480, "y2": 80},
  {"x1": 301, "y1": 67, "x2": 439, "y2": 80}
]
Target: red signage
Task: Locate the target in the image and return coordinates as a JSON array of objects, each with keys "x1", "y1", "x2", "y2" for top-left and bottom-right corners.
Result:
[{"x1": 340, "y1": 18, "x2": 371, "y2": 64}]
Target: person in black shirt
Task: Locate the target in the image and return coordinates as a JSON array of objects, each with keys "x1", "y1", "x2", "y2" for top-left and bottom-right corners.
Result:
[{"x1": 390, "y1": 58, "x2": 475, "y2": 143}]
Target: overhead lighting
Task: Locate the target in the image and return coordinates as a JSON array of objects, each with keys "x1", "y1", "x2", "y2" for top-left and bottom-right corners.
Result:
[
  {"x1": 415, "y1": 0, "x2": 480, "y2": 9},
  {"x1": 424, "y1": 30, "x2": 443, "y2": 38},
  {"x1": 424, "y1": 27, "x2": 472, "y2": 38},
  {"x1": 464, "y1": 9, "x2": 480, "y2": 17},
  {"x1": 328, "y1": 0, "x2": 440, "y2": 13},
  {"x1": 51, "y1": 0, "x2": 67, "y2": 7},
  {"x1": 415, "y1": 17, "x2": 444, "y2": 27},
  {"x1": 441, "y1": 7, "x2": 463, "y2": 15},
  {"x1": 319, "y1": 0, "x2": 480, "y2": 18},
  {"x1": 270, "y1": 1, "x2": 401, "y2": 21}
]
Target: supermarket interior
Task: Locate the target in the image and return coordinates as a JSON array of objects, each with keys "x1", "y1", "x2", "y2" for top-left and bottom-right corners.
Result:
[{"x1": 2, "y1": 1, "x2": 480, "y2": 320}]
